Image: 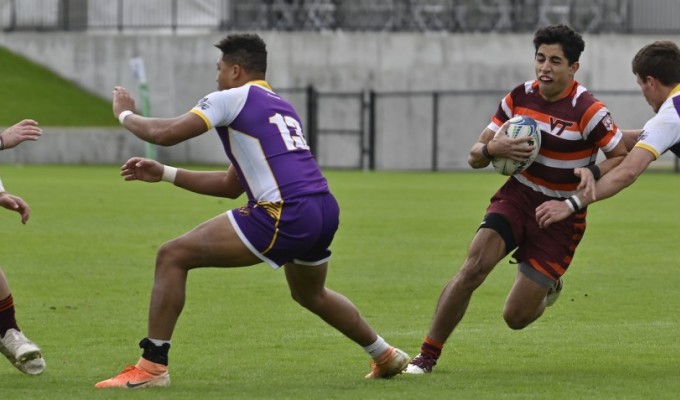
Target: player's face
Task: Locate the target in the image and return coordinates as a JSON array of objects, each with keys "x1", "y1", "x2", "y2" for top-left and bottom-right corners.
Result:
[
  {"x1": 534, "y1": 44, "x2": 579, "y2": 102},
  {"x1": 216, "y1": 57, "x2": 237, "y2": 91},
  {"x1": 636, "y1": 74, "x2": 663, "y2": 113}
]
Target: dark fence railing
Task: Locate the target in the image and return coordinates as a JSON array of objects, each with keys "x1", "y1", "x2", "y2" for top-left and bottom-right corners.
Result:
[{"x1": 4, "y1": 0, "x2": 678, "y2": 34}]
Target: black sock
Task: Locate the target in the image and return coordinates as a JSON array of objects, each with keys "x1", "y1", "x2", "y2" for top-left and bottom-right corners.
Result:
[{"x1": 139, "y1": 338, "x2": 171, "y2": 366}]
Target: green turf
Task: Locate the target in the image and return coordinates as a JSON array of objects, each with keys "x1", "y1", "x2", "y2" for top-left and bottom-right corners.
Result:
[
  {"x1": 0, "y1": 167, "x2": 678, "y2": 399},
  {"x1": 0, "y1": 47, "x2": 117, "y2": 127}
]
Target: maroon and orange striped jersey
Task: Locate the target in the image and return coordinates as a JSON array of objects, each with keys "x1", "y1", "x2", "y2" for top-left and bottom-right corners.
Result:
[{"x1": 487, "y1": 80, "x2": 622, "y2": 198}]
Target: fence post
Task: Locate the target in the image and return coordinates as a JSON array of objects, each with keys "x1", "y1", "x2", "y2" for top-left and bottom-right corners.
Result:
[
  {"x1": 117, "y1": 0, "x2": 124, "y2": 32},
  {"x1": 306, "y1": 85, "x2": 318, "y2": 156},
  {"x1": 5, "y1": 0, "x2": 16, "y2": 31},
  {"x1": 432, "y1": 92, "x2": 439, "y2": 171},
  {"x1": 171, "y1": 0, "x2": 178, "y2": 33},
  {"x1": 368, "y1": 90, "x2": 377, "y2": 170}
]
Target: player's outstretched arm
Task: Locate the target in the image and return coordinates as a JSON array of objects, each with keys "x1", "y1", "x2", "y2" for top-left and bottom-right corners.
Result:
[
  {"x1": 113, "y1": 86, "x2": 208, "y2": 146},
  {"x1": 0, "y1": 119, "x2": 42, "y2": 150},
  {"x1": 536, "y1": 147, "x2": 654, "y2": 229},
  {"x1": 120, "y1": 157, "x2": 244, "y2": 199}
]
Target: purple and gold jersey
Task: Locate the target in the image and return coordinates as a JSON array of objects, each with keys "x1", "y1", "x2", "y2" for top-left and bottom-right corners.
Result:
[
  {"x1": 190, "y1": 80, "x2": 328, "y2": 203},
  {"x1": 635, "y1": 84, "x2": 680, "y2": 158}
]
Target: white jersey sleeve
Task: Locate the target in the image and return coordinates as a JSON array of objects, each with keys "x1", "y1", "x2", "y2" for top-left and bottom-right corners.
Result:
[
  {"x1": 189, "y1": 85, "x2": 250, "y2": 129},
  {"x1": 635, "y1": 97, "x2": 680, "y2": 159}
]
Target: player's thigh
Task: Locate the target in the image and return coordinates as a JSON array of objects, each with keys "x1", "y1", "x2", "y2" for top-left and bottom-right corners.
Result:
[
  {"x1": 465, "y1": 228, "x2": 507, "y2": 270},
  {"x1": 283, "y1": 262, "x2": 328, "y2": 297},
  {"x1": 169, "y1": 213, "x2": 260, "y2": 268}
]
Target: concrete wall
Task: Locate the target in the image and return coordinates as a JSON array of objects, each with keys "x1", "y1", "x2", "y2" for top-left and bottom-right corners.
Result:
[{"x1": 0, "y1": 31, "x2": 677, "y2": 168}]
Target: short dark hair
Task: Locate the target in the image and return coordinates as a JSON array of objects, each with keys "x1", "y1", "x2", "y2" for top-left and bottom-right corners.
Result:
[
  {"x1": 533, "y1": 24, "x2": 585, "y2": 65},
  {"x1": 632, "y1": 41, "x2": 680, "y2": 86},
  {"x1": 214, "y1": 33, "x2": 267, "y2": 75}
]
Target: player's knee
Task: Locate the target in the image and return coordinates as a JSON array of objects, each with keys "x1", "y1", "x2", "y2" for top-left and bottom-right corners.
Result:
[
  {"x1": 289, "y1": 289, "x2": 323, "y2": 312},
  {"x1": 155, "y1": 240, "x2": 183, "y2": 270},
  {"x1": 502, "y1": 308, "x2": 531, "y2": 330}
]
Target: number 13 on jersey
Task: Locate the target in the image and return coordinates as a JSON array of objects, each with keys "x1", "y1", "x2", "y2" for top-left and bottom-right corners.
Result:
[{"x1": 269, "y1": 113, "x2": 310, "y2": 151}]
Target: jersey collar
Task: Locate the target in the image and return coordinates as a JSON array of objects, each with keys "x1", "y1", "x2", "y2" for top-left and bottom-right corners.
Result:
[
  {"x1": 248, "y1": 80, "x2": 272, "y2": 90},
  {"x1": 668, "y1": 83, "x2": 680, "y2": 98}
]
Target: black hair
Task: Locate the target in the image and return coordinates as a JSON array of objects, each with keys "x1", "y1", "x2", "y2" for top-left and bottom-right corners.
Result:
[
  {"x1": 632, "y1": 41, "x2": 680, "y2": 86},
  {"x1": 533, "y1": 24, "x2": 585, "y2": 65},
  {"x1": 214, "y1": 33, "x2": 267, "y2": 75}
]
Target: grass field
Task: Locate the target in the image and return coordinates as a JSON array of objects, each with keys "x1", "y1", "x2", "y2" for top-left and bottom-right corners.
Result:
[
  {"x1": 0, "y1": 166, "x2": 678, "y2": 399},
  {"x1": 0, "y1": 47, "x2": 116, "y2": 127}
]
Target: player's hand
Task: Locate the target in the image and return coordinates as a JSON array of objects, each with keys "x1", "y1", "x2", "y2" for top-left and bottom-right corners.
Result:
[
  {"x1": 0, "y1": 120, "x2": 42, "y2": 150},
  {"x1": 0, "y1": 192, "x2": 31, "y2": 224},
  {"x1": 574, "y1": 167, "x2": 596, "y2": 202},
  {"x1": 120, "y1": 157, "x2": 163, "y2": 183},
  {"x1": 487, "y1": 120, "x2": 536, "y2": 162},
  {"x1": 535, "y1": 200, "x2": 571, "y2": 229},
  {"x1": 112, "y1": 86, "x2": 137, "y2": 120}
]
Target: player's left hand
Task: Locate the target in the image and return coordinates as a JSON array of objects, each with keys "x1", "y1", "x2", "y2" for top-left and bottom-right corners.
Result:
[
  {"x1": 112, "y1": 86, "x2": 137, "y2": 120},
  {"x1": 0, "y1": 193, "x2": 31, "y2": 224},
  {"x1": 574, "y1": 167, "x2": 597, "y2": 202},
  {"x1": 535, "y1": 200, "x2": 571, "y2": 229},
  {"x1": 488, "y1": 120, "x2": 536, "y2": 162},
  {"x1": 120, "y1": 157, "x2": 163, "y2": 183},
  {"x1": 0, "y1": 119, "x2": 42, "y2": 150}
]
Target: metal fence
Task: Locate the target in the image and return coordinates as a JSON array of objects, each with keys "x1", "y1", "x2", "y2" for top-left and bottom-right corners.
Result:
[{"x1": 2, "y1": 0, "x2": 678, "y2": 34}]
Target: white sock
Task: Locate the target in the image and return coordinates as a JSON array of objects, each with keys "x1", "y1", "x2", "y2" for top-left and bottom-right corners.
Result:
[
  {"x1": 363, "y1": 335, "x2": 390, "y2": 358},
  {"x1": 148, "y1": 338, "x2": 171, "y2": 347}
]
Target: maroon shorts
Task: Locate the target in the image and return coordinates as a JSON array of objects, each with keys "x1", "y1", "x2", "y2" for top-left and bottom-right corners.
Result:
[
  {"x1": 228, "y1": 193, "x2": 340, "y2": 269},
  {"x1": 485, "y1": 177, "x2": 586, "y2": 282}
]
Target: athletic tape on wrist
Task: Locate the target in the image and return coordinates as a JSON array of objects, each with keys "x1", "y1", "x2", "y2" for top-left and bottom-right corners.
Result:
[
  {"x1": 564, "y1": 198, "x2": 576, "y2": 213},
  {"x1": 570, "y1": 194, "x2": 583, "y2": 210},
  {"x1": 118, "y1": 110, "x2": 134, "y2": 125},
  {"x1": 161, "y1": 166, "x2": 178, "y2": 183}
]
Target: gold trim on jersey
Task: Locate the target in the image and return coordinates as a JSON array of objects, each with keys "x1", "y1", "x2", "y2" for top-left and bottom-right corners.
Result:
[
  {"x1": 190, "y1": 109, "x2": 212, "y2": 130},
  {"x1": 249, "y1": 80, "x2": 272, "y2": 91},
  {"x1": 634, "y1": 142, "x2": 660, "y2": 159},
  {"x1": 667, "y1": 83, "x2": 680, "y2": 98},
  {"x1": 256, "y1": 201, "x2": 283, "y2": 254}
]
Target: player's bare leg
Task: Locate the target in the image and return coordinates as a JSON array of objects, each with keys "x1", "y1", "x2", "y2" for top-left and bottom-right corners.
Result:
[
  {"x1": 96, "y1": 214, "x2": 259, "y2": 388},
  {"x1": 284, "y1": 263, "x2": 409, "y2": 378},
  {"x1": 405, "y1": 228, "x2": 505, "y2": 374},
  {"x1": 503, "y1": 271, "x2": 551, "y2": 329}
]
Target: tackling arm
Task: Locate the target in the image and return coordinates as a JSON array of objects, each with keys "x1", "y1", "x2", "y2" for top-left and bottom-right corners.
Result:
[
  {"x1": 578, "y1": 147, "x2": 654, "y2": 206},
  {"x1": 535, "y1": 147, "x2": 654, "y2": 228}
]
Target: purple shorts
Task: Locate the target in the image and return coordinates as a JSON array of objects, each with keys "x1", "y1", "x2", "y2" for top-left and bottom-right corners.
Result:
[
  {"x1": 485, "y1": 177, "x2": 587, "y2": 282},
  {"x1": 228, "y1": 193, "x2": 340, "y2": 269}
]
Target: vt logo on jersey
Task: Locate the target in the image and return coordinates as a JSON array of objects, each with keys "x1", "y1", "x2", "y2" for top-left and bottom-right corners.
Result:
[{"x1": 549, "y1": 117, "x2": 575, "y2": 136}]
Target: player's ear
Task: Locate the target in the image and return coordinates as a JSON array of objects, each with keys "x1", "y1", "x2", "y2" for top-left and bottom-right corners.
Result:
[
  {"x1": 569, "y1": 61, "x2": 580, "y2": 76},
  {"x1": 231, "y1": 63, "x2": 243, "y2": 80}
]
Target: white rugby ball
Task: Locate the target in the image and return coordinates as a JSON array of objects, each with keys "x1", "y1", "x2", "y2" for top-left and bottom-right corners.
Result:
[{"x1": 491, "y1": 115, "x2": 541, "y2": 176}]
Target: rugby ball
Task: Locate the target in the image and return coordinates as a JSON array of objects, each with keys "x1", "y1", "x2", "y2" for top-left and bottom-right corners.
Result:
[{"x1": 491, "y1": 116, "x2": 541, "y2": 176}]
